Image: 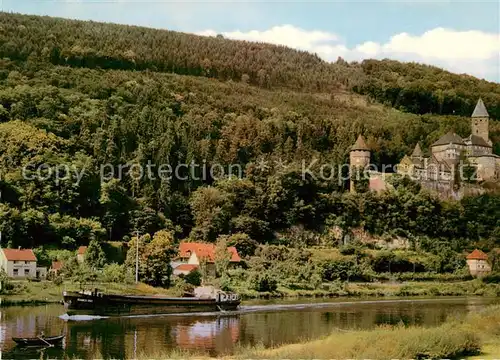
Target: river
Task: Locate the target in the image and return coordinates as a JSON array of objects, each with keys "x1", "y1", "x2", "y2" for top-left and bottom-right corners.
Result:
[{"x1": 0, "y1": 297, "x2": 498, "y2": 359}]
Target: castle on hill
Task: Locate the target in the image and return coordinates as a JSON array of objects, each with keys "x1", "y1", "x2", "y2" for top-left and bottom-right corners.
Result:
[{"x1": 350, "y1": 98, "x2": 499, "y2": 193}]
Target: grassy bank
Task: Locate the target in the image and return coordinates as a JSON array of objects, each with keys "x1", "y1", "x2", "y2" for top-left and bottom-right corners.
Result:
[
  {"x1": 0, "y1": 280, "x2": 175, "y2": 306},
  {"x1": 241, "y1": 322, "x2": 480, "y2": 359},
  {"x1": 235, "y1": 279, "x2": 500, "y2": 299}
]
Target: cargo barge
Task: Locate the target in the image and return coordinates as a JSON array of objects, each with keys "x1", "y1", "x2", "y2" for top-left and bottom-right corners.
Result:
[{"x1": 63, "y1": 287, "x2": 241, "y2": 316}]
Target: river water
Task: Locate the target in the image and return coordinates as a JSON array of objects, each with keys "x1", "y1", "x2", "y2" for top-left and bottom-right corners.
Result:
[{"x1": 0, "y1": 297, "x2": 498, "y2": 359}]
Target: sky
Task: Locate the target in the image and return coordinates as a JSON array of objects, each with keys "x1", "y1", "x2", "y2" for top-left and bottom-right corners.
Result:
[{"x1": 2, "y1": 0, "x2": 500, "y2": 82}]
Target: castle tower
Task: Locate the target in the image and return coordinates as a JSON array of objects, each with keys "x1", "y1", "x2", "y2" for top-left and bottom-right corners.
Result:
[
  {"x1": 471, "y1": 98, "x2": 491, "y2": 145},
  {"x1": 350, "y1": 135, "x2": 370, "y2": 192}
]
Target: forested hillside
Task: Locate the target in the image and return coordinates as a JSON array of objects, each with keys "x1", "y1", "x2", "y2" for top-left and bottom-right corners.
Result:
[
  {"x1": 0, "y1": 12, "x2": 498, "y2": 253},
  {"x1": 1, "y1": 12, "x2": 500, "y2": 119}
]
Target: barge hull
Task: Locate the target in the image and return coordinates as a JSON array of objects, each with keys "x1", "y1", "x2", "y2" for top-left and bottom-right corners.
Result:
[{"x1": 63, "y1": 292, "x2": 240, "y2": 316}]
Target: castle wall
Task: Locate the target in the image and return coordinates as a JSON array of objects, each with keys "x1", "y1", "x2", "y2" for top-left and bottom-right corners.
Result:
[
  {"x1": 432, "y1": 144, "x2": 465, "y2": 162},
  {"x1": 472, "y1": 156, "x2": 498, "y2": 180},
  {"x1": 419, "y1": 180, "x2": 455, "y2": 198},
  {"x1": 466, "y1": 144, "x2": 491, "y2": 157}
]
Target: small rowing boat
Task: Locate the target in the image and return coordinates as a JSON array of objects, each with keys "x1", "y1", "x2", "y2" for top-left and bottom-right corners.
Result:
[{"x1": 12, "y1": 335, "x2": 64, "y2": 347}]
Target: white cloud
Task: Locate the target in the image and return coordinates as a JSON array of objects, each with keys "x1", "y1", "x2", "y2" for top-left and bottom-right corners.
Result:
[
  {"x1": 206, "y1": 25, "x2": 339, "y2": 51},
  {"x1": 198, "y1": 25, "x2": 500, "y2": 82}
]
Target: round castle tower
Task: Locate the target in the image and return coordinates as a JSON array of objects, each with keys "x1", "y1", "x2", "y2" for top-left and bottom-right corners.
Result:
[
  {"x1": 350, "y1": 134, "x2": 370, "y2": 167},
  {"x1": 350, "y1": 135, "x2": 370, "y2": 192}
]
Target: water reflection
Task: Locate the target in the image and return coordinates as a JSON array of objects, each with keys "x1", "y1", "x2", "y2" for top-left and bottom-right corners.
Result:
[{"x1": 0, "y1": 297, "x2": 498, "y2": 359}]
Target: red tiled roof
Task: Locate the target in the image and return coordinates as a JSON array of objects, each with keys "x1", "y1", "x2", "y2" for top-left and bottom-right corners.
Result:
[
  {"x1": 467, "y1": 249, "x2": 488, "y2": 260},
  {"x1": 179, "y1": 242, "x2": 241, "y2": 263},
  {"x1": 51, "y1": 261, "x2": 63, "y2": 270},
  {"x1": 1, "y1": 248, "x2": 36, "y2": 261},
  {"x1": 77, "y1": 246, "x2": 87, "y2": 255},
  {"x1": 227, "y1": 247, "x2": 241, "y2": 262},
  {"x1": 175, "y1": 264, "x2": 199, "y2": 272}
]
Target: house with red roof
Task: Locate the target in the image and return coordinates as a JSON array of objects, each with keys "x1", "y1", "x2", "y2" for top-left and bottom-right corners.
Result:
[
  {"x1": 172, "y1": 242, "x2": 241, "y2": 276},
  {"x1": 173, "y1": 264, "x2": 199, "y2": 276},
  {"x1": 49, "y1": 261, "x2": 64, "y2": 277},
  {"x1": 77, "y1": 246, "x2": 87, "y2": 263},
  {"x1": 0, "y1": 248, "x2": 38, "y2": 278},
  {"x1": 466, "y1": 249, "x2": 491, "y2": 276}
]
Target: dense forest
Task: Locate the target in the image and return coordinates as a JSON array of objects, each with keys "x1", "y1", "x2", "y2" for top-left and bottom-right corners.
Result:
[
  {"x1": 0, "y1": 12, "x2": 498, "y2": 255},
  {"x1": 1, "y1": 12, "x2": 500, "y2": 119}
]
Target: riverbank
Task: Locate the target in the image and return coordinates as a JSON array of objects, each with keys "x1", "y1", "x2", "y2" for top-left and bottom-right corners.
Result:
[
  {"x1": 236, "y1": 278, "x2": 500, "y2": 298},
  {"x1": 0, "y1": 280, "x2": 175, "y2": 306},
  {"x1": 2, "y1": 278, "x2": 500, "y2": 306},
  {"x1": 241, "y1": 305, "x2": 500, "y2": 359}
]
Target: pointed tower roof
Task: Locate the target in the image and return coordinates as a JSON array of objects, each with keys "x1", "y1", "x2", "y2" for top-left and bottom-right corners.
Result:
[
  {"x1": 472, "y1": 98, "x2": 489, "y2": 118},
  {"x1": 351, "y1": 135, "x2": 370, "y2": 151},
  {"x1": 411, "y1": 143, "x2": 423, "y2": 157}
]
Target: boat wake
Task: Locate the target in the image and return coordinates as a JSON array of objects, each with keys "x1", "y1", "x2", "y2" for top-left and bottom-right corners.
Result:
[
  {"x1": 59, "y1": 298, "x2": 463, "y2": 321},
  {"x1": 59, "y1": 313, "x2": 109, "y2": 321}
]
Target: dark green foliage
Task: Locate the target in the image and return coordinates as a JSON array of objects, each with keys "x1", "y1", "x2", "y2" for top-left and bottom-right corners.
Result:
[
  {"x1": 33, "y1": 247, "x2": 51, "y2": 267},
  {"x1": 356, "y1": 59, "x2": 500, "y2": 121},
  {"x1": 248, "y1": 271, "x2": 278, "y2": 292},
  {"x1": 0, "y1": 13, "x2": 355, "y2": 92},
  {"x1": 0, "y1": 269, "x2": 10, "y2": 294},
  {"x1": 370, "y1": 251, "x2": 426, "y2": 273},
  {"x1": 102, "y1": 242, "x2": 126, "y2": 264},
  {"x1": 388, "y1": 174, "x2": 422, "y2": 193},
  {"x1": 320, "y1": 259, "x2": 368, "y2": 282},
  {"x1": 481, "y1": 273, "x2": 500, "y2": 284},
  {"x1": 85, "y1": 239, "x2": 107, "y2": 270},
  {"x1": 183, "y1": 269, "x2": 202, "y2": 286},
  {"x1": 418, "y1": 239, "x2": 467, "y2": 273},
  {"x1": 226, "y1": 233, "x2": 259, "y2": 258}
]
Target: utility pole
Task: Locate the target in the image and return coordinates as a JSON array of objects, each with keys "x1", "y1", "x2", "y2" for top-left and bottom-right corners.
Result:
[
  {"x1": 135, "y1": 230, "x2": 139, "y2": 284},
  {"x1": 0, "y1": 190, "x2": 2, "y2": 247}
]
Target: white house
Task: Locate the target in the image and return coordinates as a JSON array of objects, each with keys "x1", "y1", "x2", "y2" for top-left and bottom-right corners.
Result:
[
  {"x1": 466, "y1": 249, "x2": 491, "y2": 277},
  {"x1": 0, "y1": 248, "x2": 37, "y2": 278}
]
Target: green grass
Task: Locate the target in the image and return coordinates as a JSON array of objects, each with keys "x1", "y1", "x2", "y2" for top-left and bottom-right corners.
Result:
[
  {"x1": 0, "y1": 280, "x2": 176, "y2": 305},
  {"x1": 241, "y1": 323, "x2": 480, "y2": 359}
]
